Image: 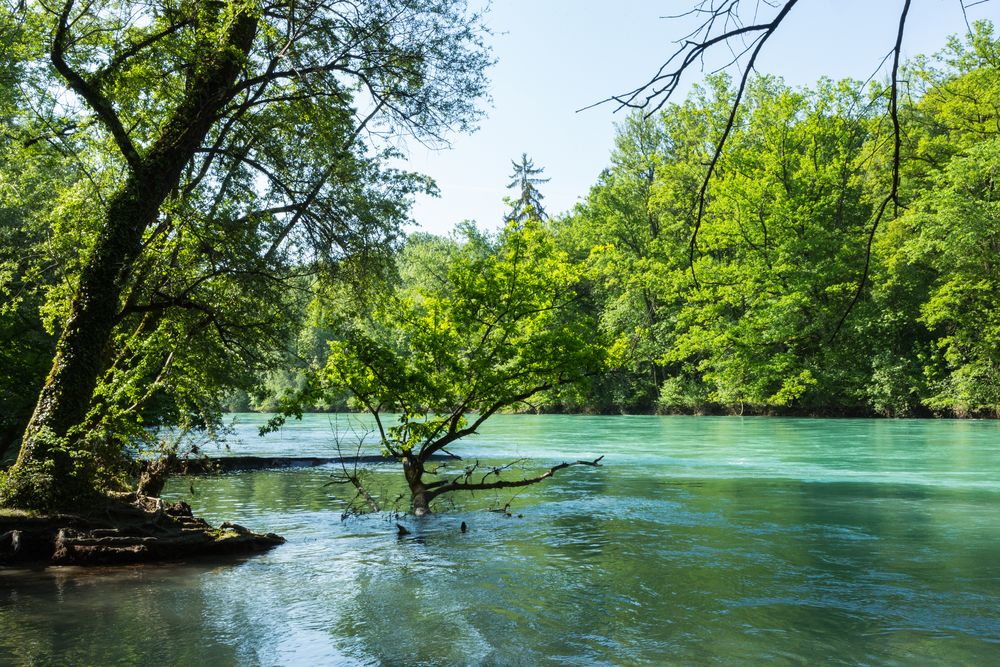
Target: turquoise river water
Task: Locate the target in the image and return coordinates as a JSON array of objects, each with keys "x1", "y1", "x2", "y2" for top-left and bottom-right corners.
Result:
[{"x1": 1, "y1": 414, "x2": 999, "y2": 665}]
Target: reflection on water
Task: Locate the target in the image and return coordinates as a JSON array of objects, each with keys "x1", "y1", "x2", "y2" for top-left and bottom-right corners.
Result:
[{"x1": 2, "y1": 415, "x2": 999, "y2": 665}]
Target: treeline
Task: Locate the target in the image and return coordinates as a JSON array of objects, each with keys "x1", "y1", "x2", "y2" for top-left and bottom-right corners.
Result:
[
  {"x1": 249, "y1": 23, "x2": 999, "y2": 418},
  {"x1": 558, "y1": 23, "x2": 999, "y2": 417},
  {"x1": 3, "y1": 23, "x2": 997, "y2": 469}
]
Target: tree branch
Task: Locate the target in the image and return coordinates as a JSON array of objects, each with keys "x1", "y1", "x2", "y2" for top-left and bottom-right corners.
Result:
[
  {"x1": 424, "y1": 456, "x2": 604, "y2": 503},
  {"x1": 684, "y1": 0, "x2": 800, "y2": 287},
  {"x1": 829, "y1": 0, "x2": 912, "y2": 343},
  {"x1": 417, "y1": 381, "x2": 556, "y2": 461},
  {"x1": 95, "y1": 18, "x2": 194, "y2": 83},
  {"x1": 50, "y1": 0, "x2": 141, "y2": 170}
]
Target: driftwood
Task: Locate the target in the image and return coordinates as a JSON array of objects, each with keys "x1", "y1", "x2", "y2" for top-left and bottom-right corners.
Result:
[{"x1": 172, "y1": 453, "x2": 460, "y2": 476}]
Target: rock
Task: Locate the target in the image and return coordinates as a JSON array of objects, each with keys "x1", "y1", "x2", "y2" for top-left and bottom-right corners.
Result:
[{"x1": 0, "y1": 499, "x2": 284, "y2": 567}]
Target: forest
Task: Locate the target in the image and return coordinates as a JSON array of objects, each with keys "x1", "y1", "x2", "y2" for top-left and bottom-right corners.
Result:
[
  {"x1": 0, "y1": 2, "x2": 997, "y2": 514},
  {"x1": 239, "y1": 23, "x2": 999, "y2": 421},
  {"x1": 1, "y1": 2, "x2": 1000, "y2": 662}
]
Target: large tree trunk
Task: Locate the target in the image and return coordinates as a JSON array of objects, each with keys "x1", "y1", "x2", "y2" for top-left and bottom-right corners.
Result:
[
  {"x1": 3, "y1": 12, "x2": 258, "y2": 508},
  {"x1": 18, "y1": 173, "x2": 171, "y2": 465}
]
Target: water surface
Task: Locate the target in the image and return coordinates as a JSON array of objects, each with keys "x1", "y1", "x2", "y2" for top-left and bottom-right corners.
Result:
[{"x1": 2, "y1": 415, "x2": 999, "y2": 665}]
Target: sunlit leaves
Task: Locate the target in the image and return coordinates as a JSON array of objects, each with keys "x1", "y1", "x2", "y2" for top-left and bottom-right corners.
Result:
[
  {"x1": 559, "y1": 24, "x2": 999, "y2": 416},
  {"x1": 320, "y1": 220, "x2": 608, "y2": 456}
]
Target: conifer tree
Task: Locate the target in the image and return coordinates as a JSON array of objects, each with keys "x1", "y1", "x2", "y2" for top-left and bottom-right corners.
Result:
[{"x1": 506, "y1": 153, "x2": 550, "y2": 222}]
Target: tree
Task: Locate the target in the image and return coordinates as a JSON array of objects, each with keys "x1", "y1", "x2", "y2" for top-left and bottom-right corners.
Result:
[
  {"x1": 562, "y1": 22, "x2": 999, "y2": 417},
  {"x1": 565, "y1": 75, "x2": 880, "y2": 414},
  {"x1": 906, "y1": 139, "x2": 1000, "y2": 414},
  {"x1": 603, "y1": 1, "x2": 1000, "y2": 334},
  {"x1": 309, "y1": 220, "x2": 611, "y2": 515},
  {"x1": 554, "y1": 111, "x2": 687, "y2": 411},
  {"x1": 505, "y1": 153, "x2": 550, "y2": 222},
  {"x1": 0, "y1": 0, "x2": 491, "y2": 510}
]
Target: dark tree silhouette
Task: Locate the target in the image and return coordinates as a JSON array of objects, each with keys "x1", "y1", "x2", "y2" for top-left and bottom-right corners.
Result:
[{"x1": 506, "y1": 153, "x2": 550, "y2": 222}]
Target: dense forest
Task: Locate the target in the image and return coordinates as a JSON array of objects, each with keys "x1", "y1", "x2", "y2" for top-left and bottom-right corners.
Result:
[
  {"x1": 239, "y1": 23, "x2": 1000, "y2": 420},
  {"x1": 0, "y1": 0, "x2": 997, "y2": 513}
]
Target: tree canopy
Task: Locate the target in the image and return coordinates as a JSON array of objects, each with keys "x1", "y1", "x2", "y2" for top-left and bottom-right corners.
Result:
[
  {"x1": 553, "y1": 22, "x2": 999, "y2": 417},
  {"x1": 505, "y1": 153, "x2": 550, "y2": 223},
  {"x1": 0, "y1": 0, "x2": 492, "y2": 509},
  {"x1": 300, "y1": 220, "x2": 611, "y2": 514}
]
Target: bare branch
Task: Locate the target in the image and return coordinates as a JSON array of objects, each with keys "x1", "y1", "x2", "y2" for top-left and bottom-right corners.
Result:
[
  {"x1": 682, "y1": 1, "x2": 800, "y2": 287},
  {"x1": 829, "y1": 0, "x2": 912, "y2": 343},
  {"x1": 424, "y1": 456, "x2": 604, "y2": 503}
]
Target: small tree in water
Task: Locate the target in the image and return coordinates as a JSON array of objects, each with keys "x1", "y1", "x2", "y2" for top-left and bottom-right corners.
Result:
[{"x1": 314, "y1": 220, "x2": 612, "y2": 515}]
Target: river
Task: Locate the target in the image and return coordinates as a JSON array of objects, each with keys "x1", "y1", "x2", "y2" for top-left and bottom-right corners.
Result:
[{"x1": 2, "y1": 414, "x2": 999, "y2": 665}]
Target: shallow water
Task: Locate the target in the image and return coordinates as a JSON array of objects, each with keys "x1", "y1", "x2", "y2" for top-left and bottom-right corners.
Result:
[{"x1": 2, "y1": 415, "x2": 999, "y2": 665}]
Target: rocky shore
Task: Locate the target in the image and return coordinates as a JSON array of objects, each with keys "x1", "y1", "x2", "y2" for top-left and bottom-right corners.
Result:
[{"x1": 0, "y1": 496, "x2": 284, "y2": 566}]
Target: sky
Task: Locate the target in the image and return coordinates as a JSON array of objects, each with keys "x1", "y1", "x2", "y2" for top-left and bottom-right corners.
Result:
[{"x1": 403, "y1": 0, "x2": 998, "y2": 236}]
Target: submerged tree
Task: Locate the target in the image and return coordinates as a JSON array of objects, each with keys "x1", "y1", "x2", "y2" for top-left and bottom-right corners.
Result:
[
  {"x1": 308, "y1": 221, "x2": 611, "y2": 515},
  {"x1": 505, "y1": 153, "x2": 550, "y2": 222},
  {"x1": 0, "y1": 0, "x2": 491, "y2": 510}
]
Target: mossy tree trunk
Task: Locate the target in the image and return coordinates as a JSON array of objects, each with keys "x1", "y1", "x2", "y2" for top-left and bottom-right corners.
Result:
[{"x1": 2, "y1": 11, "x2": 258, "y2": 509}]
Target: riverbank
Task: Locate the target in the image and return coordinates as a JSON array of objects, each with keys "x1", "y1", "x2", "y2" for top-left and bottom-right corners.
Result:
[
  {"x1": 0, "y1": 496, "x2": 283, "y2": 567},
  {"x1": 228, "y1": 404, "x2": 998, "y2": 420}
]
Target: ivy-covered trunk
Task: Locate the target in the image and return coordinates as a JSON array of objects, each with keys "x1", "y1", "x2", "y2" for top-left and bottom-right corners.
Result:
[
  {"x1": 12, "y1": 175, "x2": 165, "y2": 493},
  {"x1": 1, "y1": 13, "x2": 258, "y2": 510}
]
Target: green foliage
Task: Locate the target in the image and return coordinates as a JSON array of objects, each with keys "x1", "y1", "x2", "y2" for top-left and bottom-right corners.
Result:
[
  {"x1": 314, "y1": 220, "x2": 610, "y2": 455},
  {"x1": 554, "y1": 23, "x2": 1000, "y2": 417},
  {"x1": 903, "y1": 139, "x2": 1000, "y2": 414},
  {"x1": 0, "y1": 208, "x2": 55, "y2": 462},
  {"x1": 0, "y1": 426, "x2": 118, "y2": 511},
  {"x1": 0, "y1": 0, "x2": 493, "y2": 505}
]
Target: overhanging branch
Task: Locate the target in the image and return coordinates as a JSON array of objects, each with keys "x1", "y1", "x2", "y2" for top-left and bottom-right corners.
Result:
[
  {"x1": 829, "y1": 0, "x2": 912, "y2": 343},
  {"x1": 51, "y1": 0, "x2": 141, "y2": 170}
]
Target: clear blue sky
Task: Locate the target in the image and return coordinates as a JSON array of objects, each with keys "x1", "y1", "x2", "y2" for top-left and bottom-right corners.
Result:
[{"x1": 404, "y1": 0, "x2": 998, "y2": 235}]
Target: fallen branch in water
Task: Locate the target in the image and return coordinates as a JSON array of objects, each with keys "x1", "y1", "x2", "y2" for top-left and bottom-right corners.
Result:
[
  {"x1": 326, "y1": 438, "x2": 382, "y2": 515},
  {"x1": 423, "y1": 455, "x2": 605, "y2": 504},
  {"x1": 171, "y1": 453, "x2": 459, "y2": 475}
]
